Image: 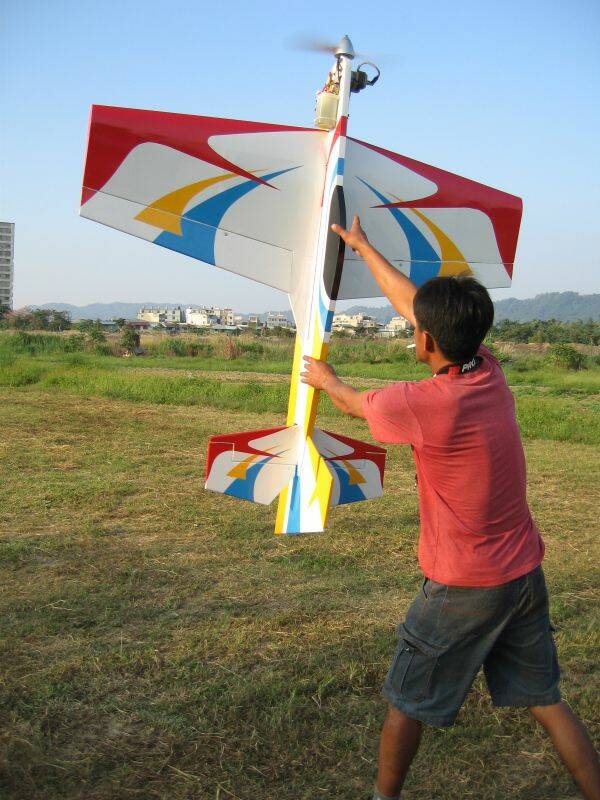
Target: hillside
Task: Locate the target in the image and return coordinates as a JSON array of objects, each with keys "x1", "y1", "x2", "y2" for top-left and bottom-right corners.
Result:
[
  {"x1": 35, "y1": 292, "x2": 600, "y2": 323},
  {"x1": 345, "y1": 291, "x2": 600, "y2": 323},
  {"x1": 493, "y1": 292, "x2": 600, "y2": 322}
]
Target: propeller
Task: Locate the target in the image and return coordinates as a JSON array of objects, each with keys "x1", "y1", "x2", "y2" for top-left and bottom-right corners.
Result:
[
  {"x1": 288, "y1": 35, "x2": 345, "y2": 56},
  {"x1": 287, "y1": 33, "x2": 394, "y2": 65}
]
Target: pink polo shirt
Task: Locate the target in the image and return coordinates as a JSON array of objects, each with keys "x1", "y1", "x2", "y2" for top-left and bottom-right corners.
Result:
[{"x1": 362, "y1": 346, "x2": 544, "y2": 587}]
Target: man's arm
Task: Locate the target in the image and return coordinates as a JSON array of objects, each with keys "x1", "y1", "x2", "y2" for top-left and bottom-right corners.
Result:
[
  {"x1": 331, "y1": 216, "x2": 417, "y2": 327},
  {"x1": 300, "y1": 356, "x2": 365, "y2": 418}
]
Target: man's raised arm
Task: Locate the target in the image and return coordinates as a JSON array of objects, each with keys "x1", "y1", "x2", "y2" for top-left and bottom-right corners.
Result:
[{"x1": 331, "y1": 216, "x2": 417, "y2": 327}]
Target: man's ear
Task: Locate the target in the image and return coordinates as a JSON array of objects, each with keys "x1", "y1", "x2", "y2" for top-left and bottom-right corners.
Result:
[{"x1": 424, "y1": 331, "x2": 436, "y2": 354}]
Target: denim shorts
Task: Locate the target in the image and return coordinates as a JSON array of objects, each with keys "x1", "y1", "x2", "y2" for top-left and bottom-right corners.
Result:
[{"x1": 383, "y1": 566, "x2": 561, "y2": 727}]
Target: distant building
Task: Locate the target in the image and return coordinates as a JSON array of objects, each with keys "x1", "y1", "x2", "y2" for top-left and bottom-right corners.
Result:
[
  {"x1": 332, "y1": 312, "x2": 379, "y2": 334},
  {"x1": 375, "y1": 316, "x2": 414, "y2": 338},
  {"x1": 266, "y1": 311, "x2": 292, "y2": 328},
  {"x1": 137, "y1": 306, "x2": 184, "y2": 324},
  {"x1": 99, "y1": 320, "x2": 119, "y2": 332},
  {"x1": 185, "y1": 307, "x2": 213, "y2": 327},
  {"x1": 210, "y1": 324, "x2": 241, "y2": 335},
  {"x1": 219, "y1": 307, "x2": 234, "y2": 326},
  {"x1": 247, "y1": 314, "x2": 260, "y2": 326},
  {"x1": 0, "y1": 222, "x2": 15, "y2": 309},
  {"x1": 128, "y1": 320, "x2": 152, "y2": 332},
  {"x1": 388, "y1": 315, "x2": 413, "y2": 333},
  {"x1": 185, "y1": 306, "x2": 234, "y2": 327}
]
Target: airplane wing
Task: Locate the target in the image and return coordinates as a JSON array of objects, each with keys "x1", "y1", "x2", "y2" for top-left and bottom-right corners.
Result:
[
  {"x1": 80, "y1": 105, "x2": 327, "y2": 293},
  {"x1": 337, "y1": 137, "x2": 523, "y2": 299}
]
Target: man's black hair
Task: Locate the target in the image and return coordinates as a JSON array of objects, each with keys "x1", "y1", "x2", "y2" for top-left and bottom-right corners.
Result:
[{"x1": 413, "y1": 276, "x2": 494, "y2": 362}]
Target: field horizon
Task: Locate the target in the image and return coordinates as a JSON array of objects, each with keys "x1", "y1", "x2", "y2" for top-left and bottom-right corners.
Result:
[{"x1": 0, "y1": 333, "x2": 598, "y2": 799}]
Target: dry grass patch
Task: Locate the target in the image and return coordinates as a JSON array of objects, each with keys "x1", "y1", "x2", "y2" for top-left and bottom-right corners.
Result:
[{"x1": 0, "y1": 390, "x2": 598, "y2": 800}]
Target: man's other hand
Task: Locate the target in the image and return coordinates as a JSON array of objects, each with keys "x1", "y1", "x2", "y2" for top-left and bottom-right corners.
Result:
[
  {"x1": 331, "y1": 215, "x2": 369, "y2": 255},
  {"x1": 301, "y1": 356, "x2": 337, "y2": 391}
]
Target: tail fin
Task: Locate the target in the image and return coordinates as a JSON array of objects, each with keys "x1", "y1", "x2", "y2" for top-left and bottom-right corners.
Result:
[{"x1": 205, "y1": 425, "x2": 386, "y2": 535}]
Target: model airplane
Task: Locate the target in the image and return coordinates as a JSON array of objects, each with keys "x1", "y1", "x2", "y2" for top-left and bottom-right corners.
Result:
[{"x1": 80, "y1": 35, "x2": 522, "y2": 535}]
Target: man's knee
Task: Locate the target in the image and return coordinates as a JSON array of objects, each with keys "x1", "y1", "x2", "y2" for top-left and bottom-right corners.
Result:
[
  {"x1": 529, "y1": 700, "x2": 567, "y2": 725},
  {"x1": 384, "y1": 704, "x2": 422, "y2": 731}
]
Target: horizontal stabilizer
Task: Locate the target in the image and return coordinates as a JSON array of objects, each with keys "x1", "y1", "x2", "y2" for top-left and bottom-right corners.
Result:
[
  {"x1": 205, "y1": 425, "x2": 386, "y2": 533},
  {"x1": 205, "y1": 426, "x2": 299, "y2": 505},
  {"x1": 313, "y1": 428, "x2": 386, "y2": 508}
]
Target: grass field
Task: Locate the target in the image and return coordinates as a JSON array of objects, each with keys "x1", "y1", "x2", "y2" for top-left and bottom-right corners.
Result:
[{"x1": 0, "y1": 332, "x2": 598, "y2": 799}]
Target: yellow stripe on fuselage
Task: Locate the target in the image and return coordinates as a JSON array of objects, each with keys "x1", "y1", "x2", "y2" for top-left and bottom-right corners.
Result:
[{"x1": 303, "y1": 309, "x2": 329, "y2": 436}]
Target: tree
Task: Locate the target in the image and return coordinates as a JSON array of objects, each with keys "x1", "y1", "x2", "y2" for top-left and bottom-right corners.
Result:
[
  {"x1": 87, "y1": 326, "x2": 106, "y2": 345},
  {"x1": 545, "y1": 344, "x2": 586, "y2": 370},
  {"x1": 47, "y1": 310, "x2": 71, "y2": 331},
  {"x1": 120, "y1": 326, "x2": 140, "y2": 353}
]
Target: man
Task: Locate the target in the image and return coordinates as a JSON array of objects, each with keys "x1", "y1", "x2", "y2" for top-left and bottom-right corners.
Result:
[{"x1": 301, "y1": 216, "x2": 600, "y2": 799}]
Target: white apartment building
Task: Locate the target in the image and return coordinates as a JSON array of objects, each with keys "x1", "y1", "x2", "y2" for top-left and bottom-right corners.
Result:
[
  {"x1": 388, "y1": 315, "x2": 413, "y2": 332},
  {"x1": 137, "y1": 306, "x2": 184, "y2": 324},
  {"x1": 374, "y1": 315, "x2": 414, "y2": 339},
  {"x1": 185, "y1": 306, "x2": 234, "y2": 327},
  {"x1": 266, "y1": 311, "x2": 292, "y2": 328},
  {"x1": 0, "y1": 222, "x2": 15, "y2": 309},
  {"x1": 185, "y1": 307, "x2": 213, "y2": 327},
  {"x1": 332, "y1": 312, "x2": 379, "y2": 332}
]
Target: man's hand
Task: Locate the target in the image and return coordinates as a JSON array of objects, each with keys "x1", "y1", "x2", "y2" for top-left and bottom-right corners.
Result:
[
  {"x1": 332, "y1": 213, "x2": 417, "y2": 327},
  {"x1": 331, "y1": 215, "x2": 369, "y2": 256},
  {"x1": 300, "y1": 356, "x2": 366, "y2": 418},
  {"x1": 301, "y1": 356, "x2": 337, "y2": 391}
]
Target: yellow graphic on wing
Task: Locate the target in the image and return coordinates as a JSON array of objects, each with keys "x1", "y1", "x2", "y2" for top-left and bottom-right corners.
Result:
[
  {"x1": 136, "y1": 173, "x2": 239, "y2": 234},
  {"x1": 341, "y1": 459, "x2": 366, "y2": 485},
  {"x1": 227, "y1": 453, "x2": 259, "y2": 480},
  {"x1": 390, "y1": 194, "x2": 473, "y2": 278}
]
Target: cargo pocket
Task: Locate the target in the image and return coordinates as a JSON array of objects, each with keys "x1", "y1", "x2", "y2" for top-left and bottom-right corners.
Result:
[{"x1": 387, "y1": 632, "x2": 445, "y2": 703}]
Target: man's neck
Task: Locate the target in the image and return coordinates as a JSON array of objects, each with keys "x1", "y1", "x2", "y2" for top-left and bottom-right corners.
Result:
[{"x1": 427, "y1": 353, "x2": 454, "y2": 376}]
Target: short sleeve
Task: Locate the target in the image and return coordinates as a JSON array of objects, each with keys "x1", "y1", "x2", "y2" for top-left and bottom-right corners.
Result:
[{"x1": 362, "y1": 382, "x2": 424, "y2": 446}]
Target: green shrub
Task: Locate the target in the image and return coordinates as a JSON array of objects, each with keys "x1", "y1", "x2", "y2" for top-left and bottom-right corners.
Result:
[
  {"x1": 545, "y1": 344, "x2": 586, "y2": 370},
  {"x1": 0, "y1": 364, "x2": 43, "y2": 387},
  {"x1": 0, "y1": 331, "x2": 86, "y2": 356},
  {"x1": 87, "y1": 328, "x2": 106, "y2": 346},
  {"x1": 120, "y1": 328, "x2": 140, "y2": 353}
]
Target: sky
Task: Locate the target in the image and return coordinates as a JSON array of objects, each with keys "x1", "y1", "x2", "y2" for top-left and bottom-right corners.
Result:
[{"x1": 1, "y1": 0, "x2": 599, "y2": 312}]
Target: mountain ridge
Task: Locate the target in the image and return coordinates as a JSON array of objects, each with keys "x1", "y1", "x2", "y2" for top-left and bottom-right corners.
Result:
[
  {"x1": 344, "y1": 291, "x2": 600, "y2": 323},
  {"x1": 32, "y1": 292, "x2": 600, "y2": 323}
]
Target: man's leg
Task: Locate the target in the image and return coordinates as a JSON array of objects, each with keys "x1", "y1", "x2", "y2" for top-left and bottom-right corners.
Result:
[
  {"x1": 529, "y1": 701, "x2": 600, "y2": 800},
  {"x1": 375, "y1": 705, "x2": 422, "y2": 799}
]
